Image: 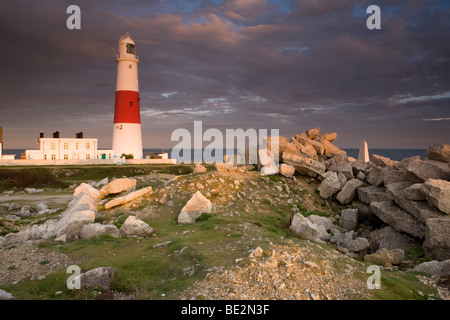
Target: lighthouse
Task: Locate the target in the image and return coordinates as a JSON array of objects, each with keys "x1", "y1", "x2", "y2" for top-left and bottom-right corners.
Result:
[{"x1": 112, "y1": 33, "x2": 143, "y2": 159}]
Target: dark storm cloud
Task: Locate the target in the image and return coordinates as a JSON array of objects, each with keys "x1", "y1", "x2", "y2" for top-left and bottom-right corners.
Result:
[{"x1": 0, "y1": 0, "x2": 449, "y2": 149}]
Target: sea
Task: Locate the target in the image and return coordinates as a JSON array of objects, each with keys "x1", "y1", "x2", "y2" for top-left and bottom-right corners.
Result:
[{"x1": 3, "y1": 148, "x2": 427, "y2": 163}]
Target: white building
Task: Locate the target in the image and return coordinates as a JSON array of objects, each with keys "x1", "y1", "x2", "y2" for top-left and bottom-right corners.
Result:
[{"x1": 25, "y1": 131, "x2": 114, "y2": 160}]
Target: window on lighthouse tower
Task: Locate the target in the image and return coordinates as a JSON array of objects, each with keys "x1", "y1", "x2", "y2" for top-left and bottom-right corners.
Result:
[{"x1": 126, "y1": 43, "x2": 135, "y2": 55}]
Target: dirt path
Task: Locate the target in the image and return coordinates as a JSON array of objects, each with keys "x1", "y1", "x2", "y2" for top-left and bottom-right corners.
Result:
[{"x1": 0, "y1": 194, "x2": 73, "y2": 206}]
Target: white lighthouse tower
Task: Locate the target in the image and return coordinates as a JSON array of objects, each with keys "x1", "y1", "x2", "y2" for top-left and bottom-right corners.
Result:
[{"x1": 112, "y1": 33, "x2": 143, "y2": 159}]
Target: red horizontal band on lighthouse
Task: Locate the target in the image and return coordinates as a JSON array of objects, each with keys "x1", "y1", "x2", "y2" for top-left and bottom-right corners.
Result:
[{"x1": 114, "y1": 90, "x2": 141, "y2": 124}]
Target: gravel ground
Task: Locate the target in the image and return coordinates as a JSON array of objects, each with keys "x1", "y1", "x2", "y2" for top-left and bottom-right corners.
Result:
[
  {"x1": 180, "y1": 242, "x2": 372, "y2": 300},
  {"x1": 0, "y1": 242, "x2": 73, "y2": 285}
]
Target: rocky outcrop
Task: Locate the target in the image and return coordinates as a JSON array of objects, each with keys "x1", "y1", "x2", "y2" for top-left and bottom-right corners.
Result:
[
  {"x1": 178, "y1": 191, "x2": 213, "y2": 224},
  {"x1": 422, "y1": 179, "x2": 450, "y2": 215},
  {"x1": 330, "y1": 231, "x2": 370, "y2": 252}
]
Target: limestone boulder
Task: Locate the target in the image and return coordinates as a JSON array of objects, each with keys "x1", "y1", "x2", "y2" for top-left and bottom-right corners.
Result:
[
  {"x1": 412, "y1": 260, "x2": 450, "y2": 278},
  {"x1": 366, "y1": 167, "x2": 384, "y2": 187},
  {"x1": 315, "y1": 137, "x2": 346, "y2": 159},
  {"x1": 95, "y1": 177, "x2": 109, "y2": 188},
  {"x1": 427, "y1": 144, "x2": 450, "y2": 163},
  {"x1": 320, "y1": 132, "x2": 337, "y2": 142},
  {"x1": 282, "y1": 152, "x2": 325, "y2": 178},
  {"x1": 370, "y1": 201, "x2": 425, "y2": 239},
  {"x1": 178, "y1": 191, "x2": 212, "y2": 224},
  {"x1": 375, "y1": 226, "x2": 416, "y2": 251},
  {"x1": 381, "y1": 167, "x2": 409, "y2": 187},
  {"x1": 215, "y1": 163, "x2": 233, "y2": 172},
  {"x1": 100, "y1": 178, "x2": 137, "y2": 195},
  {"x1": 74, "y1": 183, "x2": 102, "y2": 199},
  {"x1": 372, "y1": 154, "x2": 398, "y2": 167},
  {"x1": 80, "y1": 223, "x2": 119, "y2": 240},
  {"x1": 306, "y1": 215, "x2": 336, "y2": 232},
  {"x1": 194, "y1": 164, "x2": 207, "y2": 173},
  {"x1": 328, "y1": 162, "x2": 354, "y2": 180},
  {"x1": 423, "y1": 218, "x2": 450, "y2": 260},
  {"x1": 317, "y1": 172, "x2": 342, "y2": 200},
  {"x1": 404, "y1": 183, "x2": 425, "y2": 201},
  {"x1": 78, "y1": 267, "x2": 117, "y2": 291},
  {"x1": 386, "y1": 181, "x2": 445, "y2": 223},
  {"x1": 36, "y1": 203, "x2": 49, "y2": 214},
  {"x1": 422, "y1": 179, "x2": 450, "y2": 215},
  {"x1": 291, "y1": 136, "x2": 324, "y2": 158},
  {"x1": 2, "y1": 229, "x2": 31, "y2": 247},
  {"x1": 29, "y1": 220, "x2": 57, "y2": 240},
  {"x1": 352, "y1": 160, "x2": 370, "y2": 174},
  {"x1": 330, "y1": 231, "x2": 370, "y2": 252},
  {"x1": 54, "y1": 209, "x2": 96, "y2": 241},
  {"x1": 406, "y1": 159, "x2": 450, "y2": 182},
  {"x1": 364, "y1": 248, "x2": 404, "y2": 265},
  {"x1": 296, "y1": 127, "x2": 321, "y2": 140},
  {"x1": 104, "y1": 187, "x2": 152, "y2": 209},
  {"x1": 119, "y1": 215, "x2": 154, "y2": 237},
  {"x1": 289, "y1": 213, "x2": 326, "y2": 241},
  {"x1": 336, "y1": 179, "x2": 364, "y2": 204},
  {"x1": 279, "y1": 163, "x2": 295, "y2": 178},
  {"x1": 339, "y1": 209, "x2": 358, "y2": 231}
]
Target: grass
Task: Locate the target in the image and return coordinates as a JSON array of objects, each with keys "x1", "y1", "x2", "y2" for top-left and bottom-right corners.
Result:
[{"x1": 0, "y1": 168, "x2": 67, "y2": 192}]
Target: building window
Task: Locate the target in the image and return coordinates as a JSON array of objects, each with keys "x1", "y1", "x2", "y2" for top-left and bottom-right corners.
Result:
[
  {"x1": 44, "y1": 155, "x2": 47, "y2": 160},
  {"x1": 64, "y1": 154, "x2": 68, "y2": 160},
  {"x1": 129, "y1": 64, "x2": 132, "y2": 69},
  {"x1": 77, "y1": 154, "x2": 80, "y2": 160},
  {"x1": 86, "y1": 143, "x2": 90, "y2": 149},
  {"x1": 64, "y1": 142, "x2": 68, "y2": 149},
  {"x1": 76, "y1": 143, "x2": 79, "y2": 149},
  {"x1": 109, "y1": 154, "x2": 112, "y2": 159},
  {"x1": 51, "y1": 155, "x2": 56, "y2": 160},
  {"x1": 129, "y1": 101, "x2": 133, "y2": 106},
  {"x1": 51, "y1": 142, "x2": 56, "y2": 150},
  {"x1": 86, "y1": 154, "x2": 91, "y2": 159}
]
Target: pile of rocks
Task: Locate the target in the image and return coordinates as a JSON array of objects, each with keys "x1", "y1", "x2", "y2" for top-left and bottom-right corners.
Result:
[
  {"x1": 277, "y1": 129, "x2": 449, "y2": 263},
  {"x1": 0, "y1": 178, "x2": 155, "y2": 247}
]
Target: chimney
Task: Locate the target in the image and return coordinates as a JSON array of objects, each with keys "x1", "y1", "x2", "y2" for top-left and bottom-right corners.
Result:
[
  {"x1": 53, "y1": 131, "x2": 60, "y2": 138},
  {"x1": 76, "y1": 132, "x2": 84, "y2": 139},
  {"x1": 39, "y1": 131, "x2": 44, "y2": 139}
]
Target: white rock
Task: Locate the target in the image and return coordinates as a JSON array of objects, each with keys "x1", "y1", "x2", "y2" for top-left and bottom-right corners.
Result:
[
  {"x1": 95, "y1": 177, "x2": 109, "y2": 188},
  {"x1": 100, "y1": 178, "x2": 137, "y2": 195},
  {"x1": 53, "y1": 209, "x2": 96, "y2": 241},
  {"x1": 178, "y1": 191, "x2": 212, "y2": 224},
  {"x1": 104, "y1": 187, "x2": 152, "y2": 209},
  {"x1": 0, "y1": 289, "x2": 13, "y2": 300},
  {"x1": 74, "y1": 183, "x2": 102, "y2": 199},
  {"x1": 80, "y1": 223, "x2": 119, "y2": 239},
  {"x1": 119, "y1": 216, "x2": 154, "y2": 237}
]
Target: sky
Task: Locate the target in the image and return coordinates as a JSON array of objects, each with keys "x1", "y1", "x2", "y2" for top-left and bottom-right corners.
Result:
[{"x1": 0, "y1": 0, "x2": 449, "y2": 149}]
